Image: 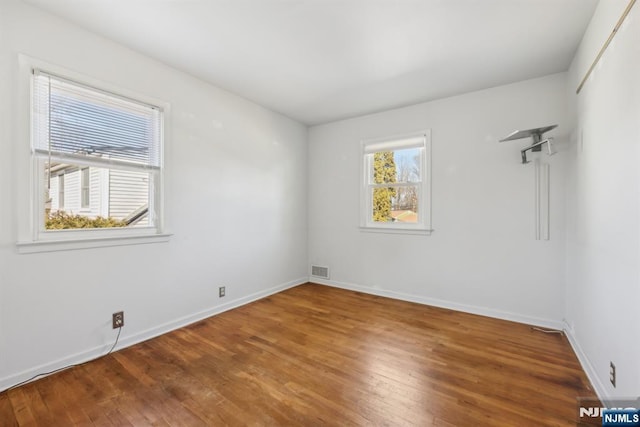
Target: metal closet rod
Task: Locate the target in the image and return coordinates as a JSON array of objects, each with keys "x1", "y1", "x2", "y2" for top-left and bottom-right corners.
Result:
[{"x1": 576, "y1": 0, "x2": 636, "y2": 94}]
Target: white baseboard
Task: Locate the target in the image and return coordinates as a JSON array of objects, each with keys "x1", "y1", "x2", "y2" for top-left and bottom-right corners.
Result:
[
  {"x1": 562, "y1": 320, "x2": 609, "y2": 403},
  {"x1": 312, "y1": 278, "x2": 566, "y2": 331},
  {"x1": 0, "y1": 277, "x2": 307, "y2": 392},
  {"x1": 4, "y1": 276, "x2": 602, "y2": 403}
]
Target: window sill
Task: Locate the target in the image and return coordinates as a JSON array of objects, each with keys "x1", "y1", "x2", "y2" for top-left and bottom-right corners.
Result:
[
  {"x1": 359, "y1": 226, "x2": 433, "y2": 236},
  {"x1": 17, "y1": 233, "x2": 172, "y2": 254}
]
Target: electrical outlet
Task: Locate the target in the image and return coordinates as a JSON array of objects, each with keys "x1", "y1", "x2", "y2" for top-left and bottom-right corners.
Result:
[
  {"x1": 219, "y1": 286, "x2": 226, "y2": 298},
  {"x1": 610, "y1": 361, "x2": 616, "y2": 387},
  {"x1": 112, "y1": 311, "x2": 124, "y2": 329}
]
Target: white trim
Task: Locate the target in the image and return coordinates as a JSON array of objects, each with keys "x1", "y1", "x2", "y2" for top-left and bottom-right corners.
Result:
[
  {"x1": 34, "y1": 150, "x2": 162, "y2": 172},
  {"x1": 359, "y1": 226, "x2": 433, "y2": 236},
  {"x1": 312, "y1": 278, "x2": 565, "y2": 330},
  {"x1": 368, "y1": 181, "x2": 422, "y2": 189},
  {"x1": 17, "y1": 233, "x2": 172, "y2": 254},
  {"x1": 0, "y1": 277, "x2": 307, "y2": 392},
  {"x1": 563, "y1": 320, "x2": 609, "y2": 404}
]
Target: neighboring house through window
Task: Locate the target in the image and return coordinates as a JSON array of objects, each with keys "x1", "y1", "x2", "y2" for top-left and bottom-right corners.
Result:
[
  {"x1": 360, "y1": 131, "x2": 432, "y2": 234},
  {"x1": 57, "y1": 173, "x2": 64, "y2": 210},
  {"x1": 81, "y1": 167, "x2": 90, "y2": 209}
]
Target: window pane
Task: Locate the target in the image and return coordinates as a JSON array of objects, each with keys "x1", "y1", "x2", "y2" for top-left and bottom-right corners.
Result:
[
  {"x1": 372, "y1": 151, "x2": 397, "y2": 184},
  {"x1": 372, "y1": 187, "x2": 396, "y2": 222},
  {"x1": 394, "y1": 147, "x2": 421, "y2": 183},
  {"x1": 371, "y1": 185, "x2": 419, "y2": 223},
  {"x1": 44, "y1": 162, "x2": 152, "y2": 229},
  {"x1": 370, "y1": 148, "x2": 421, "y2": 184},
  {"x1": 391, "y1": 186, "x2": 419, "y2": 223}
]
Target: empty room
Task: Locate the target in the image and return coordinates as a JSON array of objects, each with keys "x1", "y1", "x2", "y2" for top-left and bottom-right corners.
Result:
[{"x1": 0, "y1": 0, "x2": 638, "y2": 425}]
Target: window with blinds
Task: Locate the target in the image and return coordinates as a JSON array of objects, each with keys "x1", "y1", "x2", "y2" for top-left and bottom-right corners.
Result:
[
  {"x1": 360, "y1": 131, "x2": 432, "y2": 233},
  {"x1": 32, "y1": 70, "x2": 163, "y2": 232}
]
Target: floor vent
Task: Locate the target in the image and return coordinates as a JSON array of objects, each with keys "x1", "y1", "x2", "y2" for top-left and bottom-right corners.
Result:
[{"x1": 311, "y1": 265, "x2": 329, "y2": 279}]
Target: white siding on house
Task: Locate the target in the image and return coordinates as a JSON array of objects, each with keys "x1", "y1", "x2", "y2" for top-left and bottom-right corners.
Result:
[
  {"x1": 50, "y1": 169, "x2": 82, "y2": 215},
  {"x1": 49, "y1": 176, "x2": 60, "y2": 211},
  {"x1": 48, "y1": 166, "x2": 149, "y2": 224},
  {"x1": 88, "y1": 167, "x2": 109, "y2": 217},
  {"x1": 108, "y1": 169, "x2": 149, "y2": 225},
  {"x1": 62, "y1": 169, "x2": 81, "y2": 214}
]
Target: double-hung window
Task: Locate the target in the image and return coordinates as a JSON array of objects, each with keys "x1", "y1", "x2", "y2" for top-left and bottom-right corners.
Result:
[
  {"x1": 361, "y1": 131, "x2": 431, "y2": 234},
  {"x1": 29, "y1": 69, "x2": 164, "y2": 244}
]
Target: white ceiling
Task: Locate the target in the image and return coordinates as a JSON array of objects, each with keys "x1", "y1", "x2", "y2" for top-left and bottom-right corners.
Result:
[{"x1": 24, "y1": 0, "x2": 598, "y2": 125}]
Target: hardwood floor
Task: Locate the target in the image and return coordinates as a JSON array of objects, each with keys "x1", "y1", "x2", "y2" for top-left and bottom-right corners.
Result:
[{"x1": 0, "y1": 283, "x2": 597, "y2": 426}]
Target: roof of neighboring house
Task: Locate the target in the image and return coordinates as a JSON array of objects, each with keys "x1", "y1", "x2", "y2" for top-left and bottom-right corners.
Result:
[{"x1": 391, "y1": 210, "x2": 417, "y2": 223}]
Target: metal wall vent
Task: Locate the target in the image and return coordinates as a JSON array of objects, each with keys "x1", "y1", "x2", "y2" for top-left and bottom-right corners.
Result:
[{"x1": 311, "y1": 265, "x2": 329, "y2": 279}]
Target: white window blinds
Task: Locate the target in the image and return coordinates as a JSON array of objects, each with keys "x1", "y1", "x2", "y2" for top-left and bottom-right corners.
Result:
[
  {"x1": 33, "y1": 70, "x2": 161, "y2": 169},
  {"x1": 362, "y1": 135, "x2": 426, "y2": 154}
]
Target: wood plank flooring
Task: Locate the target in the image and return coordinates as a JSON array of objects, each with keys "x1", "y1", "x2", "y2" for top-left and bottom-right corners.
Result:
[{"x1": 0, "y1": 283, "x2": 597, "y2": 426}]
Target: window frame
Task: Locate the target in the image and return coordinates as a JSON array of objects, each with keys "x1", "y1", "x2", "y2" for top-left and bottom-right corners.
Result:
[
  {"x1": 16, "y1": 55, "x2": 171, "y2": 253},
  {"x1": 360, "y1": 130, "x2": 432, "y2": 235}
]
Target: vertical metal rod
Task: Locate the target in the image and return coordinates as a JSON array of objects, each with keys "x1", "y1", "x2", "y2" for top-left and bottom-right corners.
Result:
[
  {"x1": 541, "y1": 163, "x2": 550, "y2": 241},
  {"x1": 534, "y1": 159, "x2": 540, "y2": 240}
]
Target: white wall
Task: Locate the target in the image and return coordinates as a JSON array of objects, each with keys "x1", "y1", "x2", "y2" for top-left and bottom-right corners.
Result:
[
  {"x1": 308, "y1": 73, "x2": 569, "y2": 327},
  {"x1": 0, "y1": 0, "x2": 308, "y2": 389},
  {"x1": 565, "y1": 0, "x2": 640, "y2": 400}
]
